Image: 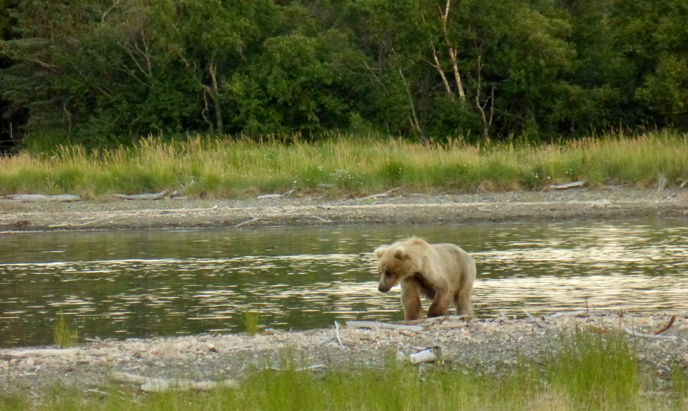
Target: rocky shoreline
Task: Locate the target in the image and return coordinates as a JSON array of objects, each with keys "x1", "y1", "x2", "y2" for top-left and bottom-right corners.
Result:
[{"x1": 1, "y1": 312, "x2": 686, "y2": 398}]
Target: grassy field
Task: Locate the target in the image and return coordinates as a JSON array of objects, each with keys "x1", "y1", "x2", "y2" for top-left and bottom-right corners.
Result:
[
  {"x1": 1, "y1": 131, "x2": 687, "y2": 198},
  {"x1": 1, "y1": 332, "x2": 687, "y2": 411}
]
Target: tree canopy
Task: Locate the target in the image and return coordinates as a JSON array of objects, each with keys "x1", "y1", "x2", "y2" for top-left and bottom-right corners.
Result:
[{"x1": 0, "y1": 0, "x2": 686, "y2": 145}]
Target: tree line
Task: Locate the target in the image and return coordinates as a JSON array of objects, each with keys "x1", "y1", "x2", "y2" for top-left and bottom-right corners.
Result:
[{"x1": 1, "y1": 0, "x2": 687, "y2": 147}]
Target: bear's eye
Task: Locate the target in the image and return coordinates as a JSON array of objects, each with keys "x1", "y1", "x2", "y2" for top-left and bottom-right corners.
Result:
[{"x1": 384, "y1": 270, "x2": 391, "y2": 277}]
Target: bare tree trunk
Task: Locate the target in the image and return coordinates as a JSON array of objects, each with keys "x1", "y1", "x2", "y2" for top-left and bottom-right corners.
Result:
[
  {"x1": 430, "y1": 43, "x2": 453, "y2": 95},
  {"x1": 397, "y1": 67, "x2": 426, "y2": 143},
  {"x1": 475, "y1": 55, "x2": 494, "y2": 139},
  {"x1": 207, "y1": 62, "x2": 223, "y2": 135},
  {"x1": 440, "y1": 0, "x2": 466, "y2": 102}
]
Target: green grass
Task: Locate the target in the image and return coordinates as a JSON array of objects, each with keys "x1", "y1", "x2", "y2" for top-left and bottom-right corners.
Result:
[
  {"x1": 1, "y1": 130, "x2": 687, "y2": 197},
  {"x1": 52, "y1": 310, "x2": 79, "y2": 348},
  {"x1": 242, "y1": 311, "x2": 260, "y2": 336},
  {"x1": 2, "y1": 331, "x2": 687, "y2": 411}
]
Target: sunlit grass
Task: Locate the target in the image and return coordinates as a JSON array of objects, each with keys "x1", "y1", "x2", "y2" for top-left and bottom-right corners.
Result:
[
  {"x1": 1, "y1": 131, "x2": 687, "y2": 197},
  {"x1": 1, "y1": 331, "x2": 687, "y2": 411}
]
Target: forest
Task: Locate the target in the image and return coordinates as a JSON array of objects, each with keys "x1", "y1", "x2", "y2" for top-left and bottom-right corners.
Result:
[{"x1": 0, "y1": 0, "x2": 687, "y2": 148}]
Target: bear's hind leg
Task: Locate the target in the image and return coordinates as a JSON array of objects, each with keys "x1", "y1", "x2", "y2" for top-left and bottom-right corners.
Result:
[
  {"x1": 428, "y1": 293, "x2": 453, "y2": 318},
  {"x1": 401, "y1": 284, "x2": 422, "y2": 321},
  {"x1": 454, "y1": 290, "x2": 473, "y2": 316}
]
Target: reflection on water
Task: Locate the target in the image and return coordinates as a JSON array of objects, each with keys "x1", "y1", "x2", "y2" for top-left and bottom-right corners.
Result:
[{"x1": 1, "y1": 220, "x2": 687, "y2": 347}]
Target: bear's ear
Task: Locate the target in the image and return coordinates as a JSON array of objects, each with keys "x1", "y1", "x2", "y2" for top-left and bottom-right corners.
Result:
[
  {"x1": 393, "y1": 246, "x2": 408, "y2": 260},
  {"x1": 373, "y1": 246, "x2": 386, "y2": 259}
]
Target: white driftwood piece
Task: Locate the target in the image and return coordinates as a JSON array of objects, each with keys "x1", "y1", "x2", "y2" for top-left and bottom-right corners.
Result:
[
  {"x1": 111, "y1": 372, "x2": 238, "y2": 392},
  {"x1": 257, "y1": 189, "x2": 295, "y2": 200},
  {"x1": 345, "y1": 321, "x2": 423, "y2": 332},
  {"x1": 410, "y1": 348, "x2": 440, "y2": 364},
  {"x1": 549, "y1": 181, "x2": 585, "y2": 190},
  {"x1": 265, "y1": 364, "x2": 327, "y2": 371},
  {"x1": 114, "y1": 190, "x2": 168, "y2": 200},
  {"x1": 624, "y1": 328, "x2": 679, "y2": 340},
  {"x1": 359, "y1": 186, "x2": 401, "y2": 200},
  {"x1": 2, "y1": 348, "x2": 79, "y2": 358},
  {"x1": 6, "y1": 194, "x2": 81, "y2": 202},
  {"x1": 334, "y1": 321, "x2": 345, "y2": 347}
]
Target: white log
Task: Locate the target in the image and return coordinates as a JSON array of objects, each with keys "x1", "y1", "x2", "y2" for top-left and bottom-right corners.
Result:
[
  {"x1": 623, "y1": 327, "x2": 680, "y2": 340},
  {"x1": 114, "y1": 190, "x2": 168, "y2": 200},
  {"x1": 111, "y1": 372, "x2": 237, "y2": 392},
  {"x1": 345, "y1": 321, "x2": 423, "y2": 332},
  {"x1": 549, "y1": 181, "x2": 586, "y2": 190},
  {"x1": 6, "y1": 194, "x2": 81, "y2": 202},
  {"x1": 334, "y1": 321, "x2": 345, "y2": 348},
  {"x1": 2, "y1": 348, "x2": 79, "y2": 358},
  {"x1": 410, "y1": 348, "x2": 439, "y2": 364},
  {"x1": 360, "y1": 187, "x2": 401, "y2": 200}
]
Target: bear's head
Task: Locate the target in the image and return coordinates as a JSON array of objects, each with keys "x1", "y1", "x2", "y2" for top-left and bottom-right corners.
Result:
[{"x1": 373, "y1": 243, "x2": 421, "y2": 293}]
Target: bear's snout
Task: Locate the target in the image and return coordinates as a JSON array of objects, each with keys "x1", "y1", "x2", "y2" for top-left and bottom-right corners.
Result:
[{"x1": 378, "y1": 284, "x2": 391, "y2": 293}]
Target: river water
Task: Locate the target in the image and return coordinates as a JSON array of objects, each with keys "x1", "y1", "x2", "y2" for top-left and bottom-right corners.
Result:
[{"x1": 1, "y1": 219, "x2": 687, "y2": 347}]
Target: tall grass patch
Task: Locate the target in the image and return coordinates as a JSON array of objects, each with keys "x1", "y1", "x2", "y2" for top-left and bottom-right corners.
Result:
[
  {"x1": 3, "y1": 335, "x2": 688, "y2": 411},
  {"x1": 546, "y1": 329, "x2": 640, "y2": 410},
  {"x1": 53, "y1": 310, "x2": 78, "y2": 348},
  {"x1": 1, "y1": 131, "x2": 687, "y2": 197}
]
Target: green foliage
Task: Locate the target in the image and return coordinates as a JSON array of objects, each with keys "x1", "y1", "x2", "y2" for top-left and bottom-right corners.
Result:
[
  {"x1": 53, "y1": 310, "x2": 78, "y2": 348},
  {"x1": 242, "y1": 311, "x2": 260, "y2": 336},
  {"x1": 547, "y1": 329, "x2": 639, "y2": 409},
  {"x1": 1, "y1": 0, "x2": 688, "y2": 145}
]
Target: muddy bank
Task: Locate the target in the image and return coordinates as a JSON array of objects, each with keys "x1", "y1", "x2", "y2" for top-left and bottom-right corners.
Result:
[
  {"x1": 1, "y1": 188, "x2": 688, "y2": 232},
  {"x1": 1, "y1": 312, "x2": 686, "y2": 398}
]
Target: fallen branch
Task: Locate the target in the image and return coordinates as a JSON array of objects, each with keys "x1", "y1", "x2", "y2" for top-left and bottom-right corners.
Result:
[
  {"x1": 360, "y1": 187, "x2": 401, "y2": 200},
  {"x1": 624, "y1": 327, "x2": 679, "y2": 340},
  {"x1": 523, "y1": 310, "x2": 544, "y2": 329},
  {"x1": 653, "y1": 315, "x2": 675, "y2": 335},
  {"x1": 2, "y1": 348, "x2": 79, "y2": 358},
  {"x1": 307, "y1": 215, "x2": 330, "y2": 223},
  {"x1": 6, "y1": 194, "x2": 81, "y2": 202},
  {"x1": 549, "y1": 181, "x2": 585, "y2": 190},
  {"x1": 48, "y1": 219, "x2": 105, "y2": 228},
  {"x1": 265, "y1": 364, "x2": 326, "y2": 371},
  {"x1": 235, "y1": 217, "x2": 267, "y2": 228},
  {"x1": 114, "y1": 190, "x2": 168, "y2": 200},
  {"x1": 334, "y1": 321, "x2": 344, "y2": 348},
  {"x1": 257, "y1": 189, "x2": 295, "y2": 200},
  {"x1": 345, "y1": 320, "x2": 423, "y2": 332},
  {"x1": 111, "y1": 372, "x2": 238, "y2": 392}
]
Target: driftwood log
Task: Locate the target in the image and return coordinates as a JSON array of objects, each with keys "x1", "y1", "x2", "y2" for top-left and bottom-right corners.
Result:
[
  {"x1": 6, "y1": 194, "x2": 81, "y2": 202},
  {"x1": 113, "y1": 190, "x2": 169, "y2": 200},
  {"x1": 345, "y1": 320, "x2": 423, "y2": 332},
  {"x1": 111, "y1": 372, "x2": 238, "y2": 392}
]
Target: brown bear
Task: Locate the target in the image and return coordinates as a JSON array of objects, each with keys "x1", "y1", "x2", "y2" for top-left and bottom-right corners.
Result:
[{"x1": 373, "y1": 237, "x2": 476, "y2": 320}]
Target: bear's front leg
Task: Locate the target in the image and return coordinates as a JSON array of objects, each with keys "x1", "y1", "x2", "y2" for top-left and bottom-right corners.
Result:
[
  {"x1": 400, "y1": 283, "x2": 422, "y2": 321},
  {"x1": 428, "y1": 293, "x2": 453, "y2": 318}
]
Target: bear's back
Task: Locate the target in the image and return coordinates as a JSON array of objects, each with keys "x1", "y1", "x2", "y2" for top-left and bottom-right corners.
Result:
[{"x1": 430, "y1": 243, "x2": 475, "y2": 276}]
